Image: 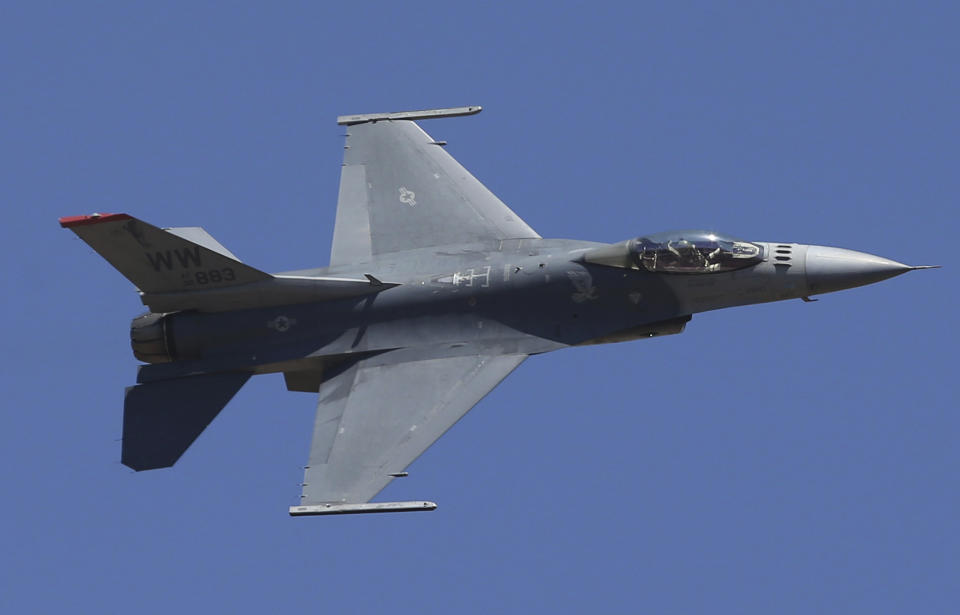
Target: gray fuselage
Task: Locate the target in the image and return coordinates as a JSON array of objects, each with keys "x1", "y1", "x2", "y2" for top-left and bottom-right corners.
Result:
[{"x1": 137, "y1": 236, "x2": 836, "y2": 385}]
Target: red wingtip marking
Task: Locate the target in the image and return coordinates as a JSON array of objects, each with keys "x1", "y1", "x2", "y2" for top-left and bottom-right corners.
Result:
[{"x1": 59, "y1": 213, "x2": 132, "y2": 228}]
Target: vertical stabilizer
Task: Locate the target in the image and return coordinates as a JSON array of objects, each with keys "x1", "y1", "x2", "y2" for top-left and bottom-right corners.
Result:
[{"x1": 60, "y1": 213, "x2": 270, "y2": 294}]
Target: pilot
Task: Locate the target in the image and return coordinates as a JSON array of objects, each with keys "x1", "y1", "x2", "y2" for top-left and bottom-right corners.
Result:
[{"x1": 667, "y1": 239, "x2": 706, "y2": 270}]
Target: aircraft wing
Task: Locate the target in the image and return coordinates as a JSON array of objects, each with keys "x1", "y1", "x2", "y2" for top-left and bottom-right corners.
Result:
[
  {"x1": 294, "y1": 352, "x2": 527, "y2": 513},
  {"x1": 329, "y1": 107, "x2": 540, "y2": 267}
]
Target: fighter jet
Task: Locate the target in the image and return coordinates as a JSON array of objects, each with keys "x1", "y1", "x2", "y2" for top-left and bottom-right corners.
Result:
[{"x1": 60, "y1": 106, "x2": 936, "y2": 516}]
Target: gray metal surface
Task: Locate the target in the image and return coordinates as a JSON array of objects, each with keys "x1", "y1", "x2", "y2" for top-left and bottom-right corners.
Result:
[
  {"x1": 805, "y1": 245, "x2": 913, "y2": 295},
  {"x1": 337, "y1": 105, "x2": 481, "y2": 125},
  {"x1": 59, "y1": 106, "x2": 935, "y2": 516},
  {"x1": 289, "y1": 501, "x2": 437, "y2": 516},
  {"x1": 142, "y1": 274, "x2": 396, "y2": 313},
  {"x1": 329, "y1": 117, "x2": 540, "y2": 267},
  {"x1": 60, "y1": 214, "x2": 270, "y2": 294},
  {"x1": 301, "y1": 353, "x2": 527, "y2": 505},
  {"x1": 122, "y1": 372, "x2": 251, "y2": 470},
  {"x1": 165, "y1": 227, "x2": 241, "y2": 260}
]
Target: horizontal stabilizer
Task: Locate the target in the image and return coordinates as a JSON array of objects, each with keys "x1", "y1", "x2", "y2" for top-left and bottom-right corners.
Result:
[
  {"x1": 60, "y1": 213, "x2": 270, "y2": 294},
  {"x1": 122, "y1": 372, "x2": 250, "y2": 471}
]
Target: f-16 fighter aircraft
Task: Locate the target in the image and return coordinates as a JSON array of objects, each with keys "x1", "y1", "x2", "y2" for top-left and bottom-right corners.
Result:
[{"x1": 60, "y1": 106, "x2": 936, "y2": 516}]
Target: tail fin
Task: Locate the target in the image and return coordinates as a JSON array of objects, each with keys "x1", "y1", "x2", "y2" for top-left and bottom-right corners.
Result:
[
  {"x1": 62, "y1": 212, "x2": 399, "y2": 313},
  {"x1": 60, "y1": 213, "x2": 270, "y2": 294},
  {"x1": 122, "y1": 371, "x2": 251, "y2": 471}
]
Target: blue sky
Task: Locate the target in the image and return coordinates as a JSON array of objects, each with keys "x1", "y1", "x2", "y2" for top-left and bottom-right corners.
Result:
[{"x1": 2, "y1": 2, "x2": 956, "y2": 613}]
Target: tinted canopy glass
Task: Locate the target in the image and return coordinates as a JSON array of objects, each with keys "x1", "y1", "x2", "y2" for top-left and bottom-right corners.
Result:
[{"x1": 631, "y1": 231, "x2": 762, "y2": 274}]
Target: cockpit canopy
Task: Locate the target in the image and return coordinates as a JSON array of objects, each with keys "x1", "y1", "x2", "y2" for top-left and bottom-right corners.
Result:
[{"x1": 630, "y1": 231, "x2": 762, "y2": 274}]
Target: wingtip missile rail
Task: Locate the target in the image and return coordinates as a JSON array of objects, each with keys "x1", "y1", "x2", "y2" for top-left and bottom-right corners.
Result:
[
  {"x1": 289, "y1": 501, "x2": 438, "y2": 516},
  {"x1": 337, "y1": 106, "x2": 481, "y2": 125}
]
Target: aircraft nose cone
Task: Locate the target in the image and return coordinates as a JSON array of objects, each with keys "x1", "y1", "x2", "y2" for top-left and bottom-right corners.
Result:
[{"x1": 805, "y1": 245, "x2": 912, "y2": 295}]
